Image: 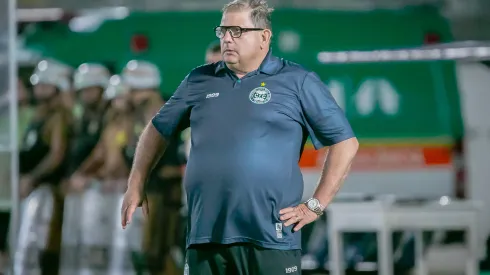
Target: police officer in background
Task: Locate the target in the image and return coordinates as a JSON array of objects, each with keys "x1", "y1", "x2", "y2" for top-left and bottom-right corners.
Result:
[
  {"x1": 121, "y1": 60, "x2": 184, "y2": 275},
  {"x1": 121, "y1": 60, "x2": 163, "y2": 120},
  {"x1": 205, "y1": 40, "x2": 222, "y2": 64},
  {"x1": 68, "y1": 63, "x2": 111, "y2": 190},
  {"x1": 19, "y1": 59, "x2": 72, "y2": 274},
  {"x1": 74, "y1": 75, "x2": 134, "y2": 190},
  {"x1": 0, "y1": 79, "x2": 34, "y2": 270}
]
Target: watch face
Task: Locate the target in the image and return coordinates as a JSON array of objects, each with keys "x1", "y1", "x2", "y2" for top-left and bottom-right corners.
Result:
[{"x1": 308, "y1": 199, "x2": 318, "y2": 209}]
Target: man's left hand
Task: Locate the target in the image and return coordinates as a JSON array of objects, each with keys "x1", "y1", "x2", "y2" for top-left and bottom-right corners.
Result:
[{"x1": 279, "y1": 203, "x2": 319, "y2": 232}]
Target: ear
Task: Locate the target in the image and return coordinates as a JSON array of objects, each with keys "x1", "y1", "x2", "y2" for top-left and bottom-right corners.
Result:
[{"x1": 261, "y1": 29, "x2": 272, "y2": 49}]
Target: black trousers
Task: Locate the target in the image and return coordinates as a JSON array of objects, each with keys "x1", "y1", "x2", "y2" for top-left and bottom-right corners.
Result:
[{"x1": 185, "y1": 243, "x2": 301, "y2": 275}]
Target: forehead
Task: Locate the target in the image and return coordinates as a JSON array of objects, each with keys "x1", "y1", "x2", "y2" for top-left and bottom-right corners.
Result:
[
  {"x1": 81, "y1": 86, "x2": 101, "y2": 92},
  {"x1": 220, "y1": 10, "x2": 253, "y2": 27},
  {"x1": 35, "y1": 83, "x2": 54, "y2": 89}
]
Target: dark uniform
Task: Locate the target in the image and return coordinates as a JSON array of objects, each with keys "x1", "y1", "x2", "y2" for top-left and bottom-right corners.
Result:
[
  {"x1": 66, "y1": 106, "x2": 107, "y2": 177},
  {"x1": 152, "y1": 51, "x2": 355, "y2": 274},
  {"x1": 20, "y1": 119, "x2": 66, "y2": 183},
  {"x1": 20, "y1": 108, "x2": 70, "y2": 274},
  {"x1": 123, "y1": 98, "x2": 185, "y2": 274}
]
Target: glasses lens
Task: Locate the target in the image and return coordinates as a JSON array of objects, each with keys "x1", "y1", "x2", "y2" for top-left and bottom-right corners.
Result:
[
  {"x1": 229, "y1": 26, "x2": 241, "y2": 38},
  {"x1": 215, "y1": 27, "x2": 224, "y2": 38}
]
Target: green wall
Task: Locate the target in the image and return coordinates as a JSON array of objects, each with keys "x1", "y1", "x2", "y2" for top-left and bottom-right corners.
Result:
[{"x1": 23, "y1": 7, "x2": 463, "y2": 141}]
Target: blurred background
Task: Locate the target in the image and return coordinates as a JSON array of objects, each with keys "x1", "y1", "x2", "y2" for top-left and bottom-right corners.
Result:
[{"x1": 1, "y1": 0, "x2": 490, "y2": 274}]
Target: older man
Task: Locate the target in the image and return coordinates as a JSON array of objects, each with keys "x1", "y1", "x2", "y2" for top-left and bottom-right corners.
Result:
[{"x1": 121, "y1": 1, "x2": 358, "y2": 274}]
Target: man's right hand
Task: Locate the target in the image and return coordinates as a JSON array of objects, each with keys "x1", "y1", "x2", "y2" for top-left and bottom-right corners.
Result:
[{"x1": 120, "y1": 184, "x2": 149, "y2": 229}]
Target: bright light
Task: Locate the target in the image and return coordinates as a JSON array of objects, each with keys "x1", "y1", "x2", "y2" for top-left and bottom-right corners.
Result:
[
  {"x1": 110, "y1": 75, "x2": 121, "y2": 85},
  {"x1": 439, "y1": 196, "x2": 450, "y2": 206}
]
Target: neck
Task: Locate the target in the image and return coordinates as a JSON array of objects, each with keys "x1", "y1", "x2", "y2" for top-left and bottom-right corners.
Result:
[
  {"x1": 107, "y1": 108, "x2": 126, "y2": 122},
  {"x1": 227, "y1": 49, "x2": 268, "y2": 78},
  {"x1": 85, "y1": 101, "x2": 104, "y2": 114},
  {"x1": 138, "y1": 89, "x2": 155, "y2": 94},
  {"x1": 133, "y1": 90, "x2": 157, "y2": 105},
  {"x1": 36, "y1": 100, "x2": 57, "y2": 117},
  {"x1": 114, "y1": 106, "x2": 131, "y2": 116}
]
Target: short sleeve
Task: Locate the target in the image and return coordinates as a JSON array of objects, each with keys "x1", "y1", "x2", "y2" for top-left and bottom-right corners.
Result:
[
  {"x1": 300, "y1": 72, "x2": 355, "y2": 149},
  {"x1": 151, "y1": 76, "x2": 191, "y2": 139}
]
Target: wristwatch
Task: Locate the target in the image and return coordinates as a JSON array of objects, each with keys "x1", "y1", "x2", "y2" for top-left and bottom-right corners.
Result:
[{"x1": 305, "y1": 198, "x2": 325, "y2": 216}]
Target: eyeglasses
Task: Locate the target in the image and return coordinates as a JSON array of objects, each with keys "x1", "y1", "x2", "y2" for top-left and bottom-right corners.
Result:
[{"x1": 214, "y1": 26, "x2": 264, "y2": 38}]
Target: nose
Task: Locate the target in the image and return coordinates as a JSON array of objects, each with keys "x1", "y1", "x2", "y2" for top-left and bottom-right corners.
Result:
[{"x1": 222, "y1": 29, "x2": 233, "y2": 43}]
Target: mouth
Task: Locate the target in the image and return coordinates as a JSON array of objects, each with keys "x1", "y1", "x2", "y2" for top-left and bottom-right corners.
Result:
[{"x1": 223, "y1": 49, "x2": 236, "y2": 54}]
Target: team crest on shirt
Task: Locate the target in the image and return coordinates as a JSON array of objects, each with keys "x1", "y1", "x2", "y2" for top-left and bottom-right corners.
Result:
[{"x1": 249, "y1": 86, "x2": 271, "y2": 104}]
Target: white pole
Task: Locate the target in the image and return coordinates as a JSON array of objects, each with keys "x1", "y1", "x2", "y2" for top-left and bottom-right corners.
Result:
[{"x1": 8, "y1": 0, "x2": 19, "y2": 272}]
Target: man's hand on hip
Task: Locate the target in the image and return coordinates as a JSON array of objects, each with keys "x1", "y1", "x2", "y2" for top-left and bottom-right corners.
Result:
[
  {"x1": 279, "y1": 204, "x2": 319, "y2": 232},
  {"x1": 120, "y1": 184, "x2": 149, "y2": 229}
]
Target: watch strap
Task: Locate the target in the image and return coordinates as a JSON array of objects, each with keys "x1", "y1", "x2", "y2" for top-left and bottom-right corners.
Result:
[{"x1": 305, "y1": 198, "x2": 324, "y2": 216}]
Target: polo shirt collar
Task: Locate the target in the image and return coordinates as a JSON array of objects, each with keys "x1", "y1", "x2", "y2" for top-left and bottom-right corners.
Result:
[{"x1": 214, "y1": 49, "x2": 282, "y2": 75}]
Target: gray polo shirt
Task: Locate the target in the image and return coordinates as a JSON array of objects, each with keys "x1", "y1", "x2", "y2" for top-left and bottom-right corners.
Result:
[{"x1": 152, "y1": 51, "x2": 355, "y2": 250}]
